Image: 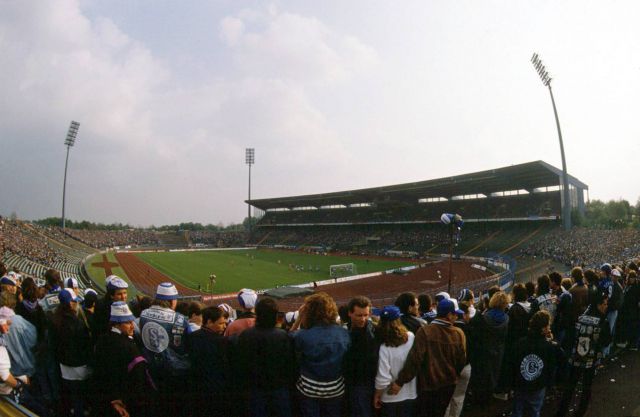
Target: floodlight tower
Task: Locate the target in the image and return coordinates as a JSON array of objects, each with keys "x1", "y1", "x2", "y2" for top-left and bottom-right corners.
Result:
[
  {"x1": 531, "y1": 53, "x2": 572, "y2": 230},
  {"x1": 246, "y1": 148, "x2": 255, "y2": 232},
  {"x1": 61, "y1": 121, "x2": 80, "y2": 230}
]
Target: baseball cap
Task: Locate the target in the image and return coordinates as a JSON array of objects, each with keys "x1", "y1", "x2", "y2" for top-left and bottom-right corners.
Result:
[
  {"x1": 380, "y1": 305, "x2": 401, "y2": 321},
  {"x1": 437, "y1": 299, "x2": 463, "y2": 317},
  {"x1": 156, "y1": 282, "x2": 179, "y2": 300},
  {"x1": 59, "y1": 288, "x2": 81, "y2": 304},
  {"x1": 238, "y1": 288, "x2": 258, "y2": 309}
]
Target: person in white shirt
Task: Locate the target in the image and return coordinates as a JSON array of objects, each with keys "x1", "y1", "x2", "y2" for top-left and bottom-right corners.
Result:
[{"x1": 373, "y1": 305, "x2": 417, "y2": 417}]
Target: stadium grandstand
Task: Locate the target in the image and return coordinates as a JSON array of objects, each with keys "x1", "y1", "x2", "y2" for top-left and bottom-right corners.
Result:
[{"x1": 247, "y1": 160, "x2": 588, "y2": 254}]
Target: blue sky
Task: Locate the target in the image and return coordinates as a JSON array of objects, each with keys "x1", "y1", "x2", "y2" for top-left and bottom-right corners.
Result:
[{"x1": 2, "y1": 1, "x2": 639, "y2": 226}]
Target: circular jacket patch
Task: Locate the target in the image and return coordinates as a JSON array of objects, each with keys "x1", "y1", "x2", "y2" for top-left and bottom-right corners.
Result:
[
  {"x1": 142, "y1": 321, "x2": 170, "y2": 353},
  {"x1": 520, "y1": 354, "x2": 544, "y2": 382}
]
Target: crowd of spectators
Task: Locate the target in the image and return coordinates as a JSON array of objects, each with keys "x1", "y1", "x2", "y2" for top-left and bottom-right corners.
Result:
[
  {"x1": 2, "y1": 254, "x2": 640, "y2": 417},
  {"x1": 521, "y1": 227, "x2": 640, "y2": 268},
  {"x1": 2, "y1": 220, "x2": 67, "y2": 265},
  {"x1": 63, "y1": 228, "x2": 159, "y2": 249},
  {"x1": 189, "y1": 230, "x2": 248, "y2": 247}
]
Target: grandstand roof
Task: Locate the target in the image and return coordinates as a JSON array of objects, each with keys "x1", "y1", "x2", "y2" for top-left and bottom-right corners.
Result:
[{"x1": 247, "y1": 160, "x2": 588, "y2": 210}]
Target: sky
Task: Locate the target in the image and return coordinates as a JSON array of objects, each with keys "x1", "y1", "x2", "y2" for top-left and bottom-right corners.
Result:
[{"x1": 1, "y1": 1, "x2": 639, "y2": 227}]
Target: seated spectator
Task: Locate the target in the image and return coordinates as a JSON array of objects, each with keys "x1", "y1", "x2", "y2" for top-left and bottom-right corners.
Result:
[
  {"x1": 373, "y1": 306, "x2": 417, "y2": 417},
  {"x1": 225, "y1": 288, "x2": 258, "y2": 337},
  {"x1": 293, "y1": 292, "x2": 351, "y2": 417},
  {"x1": 93, "y1": 301, "x2": 157, "y2": 417},
  {"x1": 237, "y1": 298, "x2": 296, "y2": 417}
]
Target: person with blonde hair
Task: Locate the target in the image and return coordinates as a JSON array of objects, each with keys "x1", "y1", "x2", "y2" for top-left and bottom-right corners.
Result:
[{"x1": 292, "y1": 292, "x2": 350, "y2": 417}]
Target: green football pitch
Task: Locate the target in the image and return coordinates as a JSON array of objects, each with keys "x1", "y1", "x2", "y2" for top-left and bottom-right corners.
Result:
[{"x1": 135, "y1": 249, "x2": 417, "y2": 293}]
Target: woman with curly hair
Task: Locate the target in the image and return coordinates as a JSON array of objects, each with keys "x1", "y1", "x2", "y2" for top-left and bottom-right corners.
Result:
[
  {"x1": 373, "y1": 306, "x2": 417, "y2": 417},
  {"x1": 292, "y1": 292, "x2": 351, "y2": 417}
]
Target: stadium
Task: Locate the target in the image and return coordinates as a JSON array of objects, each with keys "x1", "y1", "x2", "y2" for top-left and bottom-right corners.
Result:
[
  {"x1": 3, "y1": 160, "x2": 591, "y2": 307},
  {"x1": 3, "y1": 159, "x2": 640, "y2": 417}
]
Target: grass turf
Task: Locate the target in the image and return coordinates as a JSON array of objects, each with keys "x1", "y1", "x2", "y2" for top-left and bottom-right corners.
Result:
[
  {"x1": 135, "y1": 249, "x2": 417, "y2": 294},
  {"x1": 85, "y1": 252, "x2": 139, "y2": 299}
]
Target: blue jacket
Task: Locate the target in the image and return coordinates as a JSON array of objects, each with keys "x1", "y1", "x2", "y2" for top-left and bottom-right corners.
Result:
[
  {"x1": 4, "y1": 315, "x2": 37, "y2": 376},
  {"x1": 294, "y1": 324, "x2": 350, "y2": 382}
]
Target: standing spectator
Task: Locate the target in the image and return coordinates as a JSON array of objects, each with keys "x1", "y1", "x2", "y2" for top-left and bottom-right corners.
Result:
[
  {"x1": 293, "y1": 292, "x2": 351, "y2": 417},
  {"x1": 619, "y1": 271, "x2": 640, "y2": 349},
  {"x1": 94, "y1": 276, "x2": 129, "y2": 335},
  {"x1": 188, "y1": 306, "x2": 229, "y2": 416},
  {"x1": 39, "y1": 269, "x2": 63, "y2": 314},
  {"x1": 569, "y1": 267, "x2": 589, "y2": 324},
  {"x1": 0, "y1": 295, "x2": 37, "y2": 378},
  {"x1": 445, "y1": 301, "x2": 473, "y2": 417},
  {"x1": 225, "y1": 288, "x2": 258, "y2": 337},
  {"x1": 50, "y1": 288, "x2": 92, "y2": 417},
  {"x1": 390, "y1": 299, "x2": 466, "y2": 417},
  {"x1": 93, "y1": 301, "x2": 157, "y2": 417},
  {"x1": 395, "y1": 292, "x2": 426, "y2": 334},
  {"x1": 139, "y1": 283, "x2": 190, "y2": 417},
  {"x1": 598, "y1": 264, "x2": 622, "y2": 357},
  {"x1": 186, "y1": 301, "x2": 204, "y2": 332},
  {"x1": 550, "y1": 272, "x2": 573, "y2": 346},
  {"x1": 510, "y1": 311, "x2": 559, "y2": 417},
  {"x1": 373, "y1": 306, "x2": 417, "y2": 417},
  {"x1": 343, "y1": 296, "x2": 378, "y2": 417},
  {"x1": 530, "y1": 275, "x2": 557, "y2": 321},
  {"x1": 237, "y1": 298, "x2": 296, "y2": 417},
  {"x1": 468, "y1": 291, "x2": 510, "y2": 405},
  {"x1": 419, "y1": 294, "x2": 437, "y2": 323},
  {"x1": 556, "y1": 291, "x2": 611, "y2": 417},
  {"x1": 0, "y1": 308, "x2": 31, "y2": 402}
]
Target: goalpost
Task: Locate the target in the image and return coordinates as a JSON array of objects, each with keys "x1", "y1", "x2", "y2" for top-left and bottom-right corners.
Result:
[{"x1": 329, "y1": 263, "x2": 358, "y2": 279}]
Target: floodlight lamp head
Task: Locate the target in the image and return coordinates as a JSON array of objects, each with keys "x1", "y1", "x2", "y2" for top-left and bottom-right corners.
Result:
[
  {"x1": 245, "y1": 148, "x2": 255, "y2": 165},
  {"x1": 64, "y1": 120, "x2": 80, "y2": 147}
]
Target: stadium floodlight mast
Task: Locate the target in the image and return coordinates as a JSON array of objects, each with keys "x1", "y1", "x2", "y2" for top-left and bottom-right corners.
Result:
[
  {"x1": 531, "y1": 53, "x2": 572, "y2": 230},
  {"x1": 246, "y1": 148, "x2": 255, "y2": 232},
  {"x1": 61, "y1": 121, "x2": 80, "y2": 230}
]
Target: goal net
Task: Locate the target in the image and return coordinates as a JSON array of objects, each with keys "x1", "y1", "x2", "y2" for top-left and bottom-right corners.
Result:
[{"x1": 329, "y1": 263, "x2": 357, "y2": 279}]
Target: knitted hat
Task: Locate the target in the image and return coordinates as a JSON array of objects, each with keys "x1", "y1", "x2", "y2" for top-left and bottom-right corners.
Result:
[
  {"x1": 380, "y1": 305, "x2": 401, "y2": 321},
  {"x1": 110, "y1": 301, "x2": 135, "y2": 323},
  {"x1": 65, "y1": 277, "x2": 79, "y2": 289},
  {"x1": 601, "y1": 263, "x2": 612, "y2": 274},
  {"x1": 284, "y1": 311, "x2": 299, "y2": 325},
  {"x1": 107, "y1": 276, "x2": 128, "y2": 291},
  {"x1": 59, "y1": 288, "x2": 81, "y2": 304},
  {"x1": 84, "y1": 288, "x2": 98, "y2": 297},
  {"x1": 458, "y1": 288, "x2": 472, "y2": 302},
  {"x1": 435, "y1": 291, "x2": 451, "y2": 302},
  {"x1": 156, "y1": 282, "x2": 179, "y2": 300},
  {"x1": 237, "y1": 288, "x2": 258, "y2": 309},
  {"x1": 218, "y1": 303, "x2": 237, "y2": 322},
  {"x1": 0, "y1": 276, "x2": 16, "y2": 286}
]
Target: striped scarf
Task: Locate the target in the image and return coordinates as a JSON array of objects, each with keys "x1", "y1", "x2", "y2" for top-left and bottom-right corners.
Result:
[{"x1": 296, "y1": 374, "x2": 345, "y2": 399}]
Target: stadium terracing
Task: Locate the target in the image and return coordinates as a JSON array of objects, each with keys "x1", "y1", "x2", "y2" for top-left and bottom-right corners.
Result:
[{"x1": 248, "y1": 160, "x2": 588, "y2": 227}]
